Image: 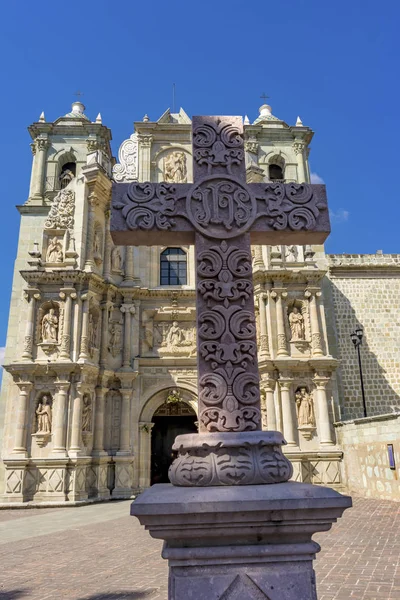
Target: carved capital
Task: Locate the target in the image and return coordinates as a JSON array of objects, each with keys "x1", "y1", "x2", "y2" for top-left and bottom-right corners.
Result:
[
  {"x1": 120, "y1": 303, "x2": 135, "y2": 315},
  {"x1": 244, "y1": 140, "x2": 258, "y2": 154},
  {"x1": 137, "y1": 134, "x2": 153, "y2": 147},
  {"x1": 293, "y1": 141, "x2": 306, "y2": 155},
  {"x1": 88, "y1": 192, "x2": 99, "y2": 208},
  {"x1": 271, "y1": 289, "x2": 287, "y2": 300},
  {"x1": 55, "y1": 380, "x2": 70, "y2": 393},
  {"x1": 16, "y1": 382, "x2": 33, "y2": 394},
  {"x1": 313, "y1": 374, "x2": 331, "y2": 389},
  {"x1": 36, "y1": 138, "x2": 49, "y2": 152}
]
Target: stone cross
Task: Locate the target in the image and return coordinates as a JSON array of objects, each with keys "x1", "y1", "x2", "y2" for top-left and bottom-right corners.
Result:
[{"x1": 111, "y1": 115, "x2": 330, "y2": 486}]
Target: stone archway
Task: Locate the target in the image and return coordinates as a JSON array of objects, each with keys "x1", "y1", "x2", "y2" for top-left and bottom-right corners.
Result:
[{"x1": 138, "y1": 387, "x2": 198, "y2": 488}]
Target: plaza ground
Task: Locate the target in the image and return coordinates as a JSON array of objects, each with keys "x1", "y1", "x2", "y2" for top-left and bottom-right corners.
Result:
[{"x1": 0, "y1": 495, "x2": 399, "y2": 600}]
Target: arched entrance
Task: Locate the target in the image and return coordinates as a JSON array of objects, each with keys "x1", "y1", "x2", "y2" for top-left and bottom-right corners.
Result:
[{"x1": 151, "y1": 395, "x2": 197, "y2": 484}]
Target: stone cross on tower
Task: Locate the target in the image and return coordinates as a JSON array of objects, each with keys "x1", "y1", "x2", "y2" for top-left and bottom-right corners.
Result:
[{"x1": 111, "y1": 115, "x2": 330, "y2": 486}]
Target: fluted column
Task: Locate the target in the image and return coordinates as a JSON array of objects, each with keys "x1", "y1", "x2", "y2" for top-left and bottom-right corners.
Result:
[
  {"x1": 120, "y1": 303, "x2": 135, "y2": 370},
  {"x1": 253, "y1": 245, "x2": 264, "y2": 269},
  {"x1": 278, "y1": 376, "x2": 297, "y2": 446},
  {"x1": 78, "y1": 293, "x2": 90, "y2": 360},
  {"x1": 59, "y1": 288, "x2": 76, "y2": 360},
  {"x1": 52, "y1": 381, "x2": 70, "y2": 455},
  {"x1": 31, "y1": 137, "x2": 48, "y2": 199},
  {"x1": 118, "y1": 388, "x2": 132, "y2": 454},
  {"x1": 93, "y1": 387, "x2": 107, "y2": 455},
  {"x1": 21, "y1": 290, "x2": 40, "y2": 360},
  {"x1": 263, "y1": 374, "x2": 277, "y2": 431},
  {"x1": 103, "y1": 210, "x2": 112, "y2": 280},
  {"x1": 258, "y1": 293, "x2": 270, "y2": 359},
  {"x1": 85, "y1": 192, "x2": 98, "y2": 271},
  {"x1": 13, "y1": 382, "x2": 33, "y2": 454},
  {"x1": 100, "y1": 301, "x2": 112, "y2": 368},
  {"x1": 123, "y1": 247, "x2": 135, "y2": 285},
  {"x1": 293, "y1": 140, "x2": 306, "y2": 183},
  {"x1": 69, "y1": 384, "x2": 84, "y2": 454},
  {"x1": 271, "y1": 289, "x2": 288, "y2": 356},
  {"x1": 305, "y1": 288, "x2": 324, "y2": 357},
  {"x1": 138, "y1": 134, "x2": 153, "y2": 181},
  {"x1": 313, "y1": 374, "x2": 335, "y2": 446}
]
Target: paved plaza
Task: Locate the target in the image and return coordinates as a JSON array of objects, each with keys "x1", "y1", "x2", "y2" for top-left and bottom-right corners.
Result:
[{"x1": 0, "y1": 495, "x2": 398, "y2": 600}]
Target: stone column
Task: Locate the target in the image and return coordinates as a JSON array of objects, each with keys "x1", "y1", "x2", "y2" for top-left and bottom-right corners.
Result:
[
  {"x1": 263, "y1": 374, "x2": 277, "y2": 431},
  {"x1": 59, "y1": 288, "x2": 76, "y2": 361},
  {"x1": 21, "y1": 291, "x2": 40, "y2": 361},
  {"x1": 293, "y1": 140, "x2": 306, "y2": 183},
  {"x1": 85, "y1": 192, "x2": 98, "y2": 271},
  {"x1": 313, "y1": 373, "x2": 335, "y2": 446},
  {"x1": 253, "y1": 245, "x2": 264, "y2": 269},
  {"x1": 69, "y1": 384, "x2": 84, "y2": 455},
  {"x1": 271, "y1": 289, "x2": 288, "y2": 356},
  {"x1": 93, "y1": 387, "x2": 107, "y2": 455},
  {"x1": 31, "y1": 137, "x2": 48, "y2": 199},
  {"x1": 78, "y1": 293, "x2": 90, "y2": 360},
  {"x1": 103, "y1": 210, "x2": 112, "y2": 280},
  {"x1": 138, "y1": 134, "x2": 153, "y2": 182},
  {"x1": 52, "y1": 381, "x2": 70, "y2": 455},
  {"x1": 100, "y1": 301, "x2": 112, "y2": 368},
  {"x1": 305, "y1": 288, "x2": 324, "y2": 357},
  {"x1": 138, "y1": 421, "x2": 155, "y2": 489},
  {"x1": 258, "y1": 293, "x2": 270, "y2": 359},
  {"x1": 123, "y1": 247, "x2": 135, "y2": 285},
  {"x1": 278, "y1": 376, "x2": 297, "y2": 446},
  {"x1": 118, "y1": 387, "x2": 132, "y2": 454},
  {"x1": 120, "y1": 303, "x2": 135, "y2": 370},
  {"x1": 13, "y1": 382, "x2": 33, "y2": 454}
]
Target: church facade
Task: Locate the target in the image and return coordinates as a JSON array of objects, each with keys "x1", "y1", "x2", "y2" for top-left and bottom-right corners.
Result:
[{"x1": 0, "y1": 101, "x2": 399, "y2": 504}]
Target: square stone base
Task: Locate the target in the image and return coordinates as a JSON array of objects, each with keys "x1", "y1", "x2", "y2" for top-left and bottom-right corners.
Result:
[{"x1": 132, "y1": 482, "x2": 351, "y2": 600}]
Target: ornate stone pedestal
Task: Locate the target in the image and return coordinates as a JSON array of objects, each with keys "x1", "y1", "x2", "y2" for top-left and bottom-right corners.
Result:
[{"x1": 132, "y1": 482, "x2": 351, "y2": 600}]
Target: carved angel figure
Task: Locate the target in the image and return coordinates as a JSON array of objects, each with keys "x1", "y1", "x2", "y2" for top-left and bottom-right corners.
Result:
[
  {"x1": 111, "y1": 246, "x2": 122, "y2": 272},
  {"x1": 41, "y1": 308, "x2": 58, "y2": 343},
  {"x1": 289, "y1": 307, "x2": 305, "y2": 341},
  {"x1": 166, "y1": 321, "x2": 185, "y2": 347},
  {"x1": 46, "y1": 237, "x2": 63, "y2": 263},
  {"x1": 35, "y1": 396, "x2": 52, "y2": 433},
  {"x1": 164, "y1": 151, "x2": 187, "y2": 183},
  {"x1": 82, "y1": 395, "x2": 92, "y2": 432},
  {"x1": 296, "y1": 387, "x2": 315, "y2": 427}
]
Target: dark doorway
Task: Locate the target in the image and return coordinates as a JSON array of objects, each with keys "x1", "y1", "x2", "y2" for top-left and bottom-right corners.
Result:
[{"x1": 151, "y1": 401, "x2": 197, "y2": 485}]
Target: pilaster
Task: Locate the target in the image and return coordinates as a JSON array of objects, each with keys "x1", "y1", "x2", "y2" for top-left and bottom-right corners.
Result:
[
  {"x1": 12, "y1": 382, "x2": 33, "y2": 456},
  {"x1": 21, "y1": 289, "x2": 41, "y2": 361},
  {"x1": 271, "y1": 288, "x2": 289, "y2": 356}
]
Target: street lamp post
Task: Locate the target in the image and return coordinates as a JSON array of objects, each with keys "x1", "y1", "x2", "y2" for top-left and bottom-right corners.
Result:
[{"x1": 350, "y1": 326, "x2": 367, "y2": 418}]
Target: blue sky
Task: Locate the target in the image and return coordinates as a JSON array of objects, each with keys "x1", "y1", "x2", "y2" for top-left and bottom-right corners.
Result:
[{"x1": 0, "y1": 0, "x2": 399, "y2": 359}]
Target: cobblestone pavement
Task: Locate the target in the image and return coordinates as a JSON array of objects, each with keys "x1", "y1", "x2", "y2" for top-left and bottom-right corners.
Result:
[{"x1": 0, "y1": 496, "x2": 398, "y2": 600}]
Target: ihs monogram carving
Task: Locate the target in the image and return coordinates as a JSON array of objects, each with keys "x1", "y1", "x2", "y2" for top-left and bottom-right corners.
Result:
[
  {"x1": 44, "y1": 189, "x2": 75, "y2": 230},
  {"x1": 113, "y1": 133, "x2": 138, "y2": 182}
]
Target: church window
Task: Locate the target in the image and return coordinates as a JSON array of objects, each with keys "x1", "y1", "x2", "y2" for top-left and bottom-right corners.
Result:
[
  {"x1": 59, "y1": 162, "x2": 76, "y2": 189},
  {"x1": 160, "y1": 248, "x2": 187, "y2": 286},
  {"x1": 269, "y1": 163, "x2": 284, "y2": 181}
]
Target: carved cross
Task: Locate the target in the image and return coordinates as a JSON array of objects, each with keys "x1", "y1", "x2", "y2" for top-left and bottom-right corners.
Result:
[{"x1": 111, "y1": 116, "x2": 329, "y2": 434}]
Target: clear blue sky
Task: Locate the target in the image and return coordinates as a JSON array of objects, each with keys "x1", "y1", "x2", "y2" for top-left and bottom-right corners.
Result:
[{"x1": 0, "y1": 0, "x2": 399, "y2": 354}]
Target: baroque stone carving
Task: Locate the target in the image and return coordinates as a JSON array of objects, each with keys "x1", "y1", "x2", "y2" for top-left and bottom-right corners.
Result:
[
  {"x1": 169, "y1": 432, "x2": 293, "y2": 486},
  {"x1": 35, "y1": 395, "x2": 52, "y2": 441},
  {"x1": 285, "y1": 244, "x2": 299, "y2": 262},
  {"x1": 288, "y1": 306, "x2": 305, "y2": 341},
  {"x1": 88, "y1": 313, "x2": 99, "y2": 357},
  {"x1": 46, "y1": 237, "x2": 63, "y2": 263},
  {"x1": 44, "y1": 189, "x2": 75, "y2": 230},
  {"x1": 108, "y1": 320, "x2": 123, "y2": 357},
  {"x1": 164, "y1": 151, "x2": 187, "y2": 183},
  {"x1": 296, "y1": 387, "x2": 315, "y2": 427},
  {"x1": 112, "y1": 133, "x2": 138, "y2": 182},
  {"x1": 41, "y1": 308, "x2": 58, "y2": 343},
  {"x1": 154, "y1": 321, "x2": 196, "y2": 357},
  {"x1": 82, "y1": 394, "x2": 92, "y2": 432},
  {"x1": 111, "y1": 246, "x2": 123, "y2": 272}
]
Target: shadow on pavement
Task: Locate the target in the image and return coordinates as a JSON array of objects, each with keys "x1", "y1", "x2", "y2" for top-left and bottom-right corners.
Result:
[
  {"x1": 78, "y1": 592, "x2": 160, "y2": 599},
  {"x1": 0, "y1": 592, "x2": 30, "y2": 599}
]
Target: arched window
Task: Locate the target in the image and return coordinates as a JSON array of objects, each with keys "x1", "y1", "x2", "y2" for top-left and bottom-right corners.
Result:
[
  {"x1": 269, "y1": 163, "x2": 284, "y2": 181},
  {"x1": 160, "y1": 248, "x2": 187, "y2": 285},
  {"x1": 59, "y1": 162, "x2": 76, "y2": 189}
]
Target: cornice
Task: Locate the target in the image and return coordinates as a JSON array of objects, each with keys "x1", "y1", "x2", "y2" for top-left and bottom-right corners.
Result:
[{"x1": 17, "y1": 205, "x2": 50, "y2": 215}]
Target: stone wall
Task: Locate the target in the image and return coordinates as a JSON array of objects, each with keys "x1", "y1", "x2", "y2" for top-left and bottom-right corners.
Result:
[
  {"x1": 335, "y1": 414, "x2": 400, "y2": 501},
  {"x1": 327, "y1": 254, "x2": 400, "y2": 420}
]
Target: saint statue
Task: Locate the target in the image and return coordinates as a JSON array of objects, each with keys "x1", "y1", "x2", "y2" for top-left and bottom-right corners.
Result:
[
  {"x1": 94, "y1": 231, "x2": 101, "y2": 256},
  {"x1": 296, "y1": 387, "x2": 315, "y2": 427},
  {"x1": 285, "y1": 245, "x2": 298, "y2": 262},
  {"x1": 35, "y1": 396, "x2": 52, "y2": 434},
  {"x1": 289, "y1": 307, "x2": 305, "y2": 341},
  {"x1": 88, "y1": 313, "x2": 97, "y2": 355},
  {"x1": 41, "y1": 308, "x2": 58, "y2": 343},
  {"x1": 164, "y1": 151, "x2": 187, "y2": 183},
  {"x1": 46, "y1": 237, "x2": 63, "y2": 263},
  {"x1": 111, "y1": 246, "x2": 123, "y2": 272},
  {"x1": 166, "y1": 321, "x2": 185, "y2": 347},
  {"x1": 82, "y1": 395, "x2": 92, "y2": 432},
  {"x1": 108, "y1": 321, "x2": 122, "y2": 357}
]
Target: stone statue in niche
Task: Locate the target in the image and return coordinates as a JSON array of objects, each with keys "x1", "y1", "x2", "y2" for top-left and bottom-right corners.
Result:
[
  {"x1": 166, "y1": 321, "x2": 185, "y2": 347},
  {"x1": 289, "y1": 306, "x2": 305, "y2": 341},
  {"x1": 108, "y1": 321, "x2": 122, "y2": 357},
  {"x1": 82, "y1": 395, "x2": 92, "y2": 432},
  {"x1": 41, "y1": 308, "x2": 58, "y2": 343},
  {"x1": 295, "y1": 387, "x2": 315, "y2": 427},
  {"x1": 88, "y1": 313, "x2": 98, "y2": 356},
  {"x1": 35, "y1": 396, "x2": 52, "y2": 433},
  {"x1": 285, "y1": 245, "x2": 298, "y2": 262},
  {"x1": 164, "y1": 151, "x2": 187, "y2": 183},
  {"x1": 111, "y1": 246, "x2": 123, "y2": 272},
  {"x1": 46, "y1": 237, "x2": 63, "y2": 263}
]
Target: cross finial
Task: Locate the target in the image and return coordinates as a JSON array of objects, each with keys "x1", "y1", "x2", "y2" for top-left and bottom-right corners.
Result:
[
  {"x1": 260, "y1": 92, "x2": 269, "y2": 102},
  {"x1": 74, "y1": 90, "x2": 84, "y2": 99}
]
